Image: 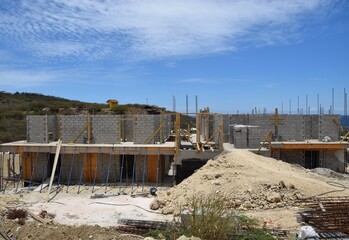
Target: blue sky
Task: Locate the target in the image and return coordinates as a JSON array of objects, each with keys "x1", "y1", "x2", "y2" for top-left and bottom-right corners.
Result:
[{"x1": 0, "y1": 0, "x2": 348, "y2": 114}]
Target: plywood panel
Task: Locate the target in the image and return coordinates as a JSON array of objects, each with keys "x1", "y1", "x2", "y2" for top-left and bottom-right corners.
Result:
[
  {"x1": 22, "y1": 152, "x2": 34, "y2": 180},
  {"x1": 84, "y1": 153, "x2": 98, "y2": 182},
  {"x1": 147, "y1": 155, "x2": 164, "y2": 183}
]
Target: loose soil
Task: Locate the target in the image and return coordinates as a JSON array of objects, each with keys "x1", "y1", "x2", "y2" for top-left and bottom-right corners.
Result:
[
  {"x1": 1, "y1": 148, "x2": 349, "y2": 238},
  {"x1": 152, "y1": 149, "x2": 349, "y2": 233}
]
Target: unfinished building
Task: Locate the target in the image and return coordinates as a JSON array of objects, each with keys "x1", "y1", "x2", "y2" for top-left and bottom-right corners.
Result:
[
  {"x1": 224, "y1": 112, "x2": 349, "y2": 172},
  {"x1": 0, "y1": 112, "x2": 223, "y2": 192},
  {"x1": 1, "y1": 110, "x2": 348, "y2": 194}
]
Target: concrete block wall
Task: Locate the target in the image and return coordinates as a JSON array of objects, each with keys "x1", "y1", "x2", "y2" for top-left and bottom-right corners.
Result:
[
  {"x1": 233, "y1": 126, "x2": 260, "y2": 148},
  {"x1": 27, "y1": 116, "x2": 46, "y2": 143},
  {"x1": 27, "y1": 115, "x2": 57, "y2": 143},
  {"x1": 225, "y1": 114, "x2": 341, "y2": 142},
  {"x1": 233, "y1": 127, "x2": 248, "y2": 148},
  {"x1": 318, "y1": 115, "x2": 340, "y2": 141},
  {"x1": 278, "y1": 115, "x2": 304, "y2": 141},
  {"x1": 275, "y1": 150, "x2": 304, "y2": 165},
  {"x1": 320, "y1": 150, "x2": 345, "y2": 172},
  {"x1": 134, "y1": 115, "x2": 156, "y2": 144},
  {"x1": 249, "y1": 115, "x2": 274, "y2": 140},
  {"x1": 303, "y1": 115, "x2": 319, "y2": 139},
  {"x1": 59, "y1": 115, "x2": 88, "y2": 144},
  {"x1": 162, "y1": 115, "x2": 172, "y2": 141},
  {"x1": 91, "y1": 115, "x2": 120, "y2": 144},
  {"x1": 121, "y1": 115, "x2": 135, "y2": 142}
]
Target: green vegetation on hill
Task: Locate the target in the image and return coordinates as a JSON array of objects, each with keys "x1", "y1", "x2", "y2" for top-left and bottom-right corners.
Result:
[
  {"x1": 0, "y1": 91, "x2": 180, "y2": 144},
  {"x1": 0, "y1": 91, "x2": 106, "y2": 143}
]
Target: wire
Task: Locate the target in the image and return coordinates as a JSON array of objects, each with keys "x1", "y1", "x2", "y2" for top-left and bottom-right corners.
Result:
[
  {"x1": 89, "y1": 202, "x2": 164, "y2": 215},
  {"x1": 298, "y1": 181, "x2": 349, "y2": 202}
]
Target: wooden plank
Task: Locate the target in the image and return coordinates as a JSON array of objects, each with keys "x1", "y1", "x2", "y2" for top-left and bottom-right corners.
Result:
[
  {"x1": 46, "y1": 139, "x2": 62, "y2": 202},
  {"x1": 84, "y1": 153, "x2": 98, "y2": 182}
]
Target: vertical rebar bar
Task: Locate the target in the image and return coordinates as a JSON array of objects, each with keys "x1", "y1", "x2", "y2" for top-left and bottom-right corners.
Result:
[
  {"x1": 28, "y1": 149, "x2": 40, "y2": 191},
  {"x1": 105, "y1": 148, "x2": 113, "y2": 193},
  {"x1": 119, "y1": 153, "x2": 125, "y2": 193},
  {"x1": 317, "y1": 94, "x2": 319, "y2": 115},
  {"x1": 332, "y1": 88, "x2": 335, "y2": 114},
  {"x1": 156, "y1": 151, "x2": 160, "y2": 188},
  {"x1": 142, "y1": 153, "x2": 147, "y2": 192},
  {"x1": 131, "y1": 154, "x2": 136, "y2": 193},
  {"x1": 40, "y1": 151, "x2": 51, "y2": 192},
  {"x1": 306, "y1": 94, "x2": 308, "y2": 114},
  {"x1": 77, "y1": 150, "x2": 86, "y2": 194},
  {"x1": 92, "y1": 148, "x2": 101, "y2": 193},
  {"x1": 66, "y1": 147, "x2": 76, "y2": 193}
]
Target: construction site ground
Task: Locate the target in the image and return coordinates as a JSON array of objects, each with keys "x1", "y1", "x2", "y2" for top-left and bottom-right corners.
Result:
[{"x1": 1, "y1": 148, "x2": 349, "y2": 239}]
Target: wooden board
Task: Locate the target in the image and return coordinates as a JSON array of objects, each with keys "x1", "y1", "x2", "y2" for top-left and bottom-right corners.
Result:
[{"x1": 84, "y1": 153, "x2": 98, "y2": 182}]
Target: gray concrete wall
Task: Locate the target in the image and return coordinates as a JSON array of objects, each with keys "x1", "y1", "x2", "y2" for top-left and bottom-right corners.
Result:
[
  {"x1": 91, "y1": 115, "x2": 120, "y2": 144},
  {"x1": 321, "y1": 150, "x2": 345, "y2": 173},
  {"x1": 278, "y1": 115, "x2": 304, "y2": 141},
  {"x1": 27, "y1": 115, "x2": 57, "y2": 143},
  {"x1": 58, "y1": 115, "x2": 88, "y2": 144},
  {"x1": 224, "y1": 114, "x2": 341, "y2": 142},
  {"x1": 319, "y1": 115, "x2": 340, "y2": 141}
]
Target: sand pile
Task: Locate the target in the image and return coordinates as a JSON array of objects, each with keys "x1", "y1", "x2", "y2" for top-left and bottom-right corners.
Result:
[{"x1": 151, "y1": 149, "x2": 349, "y2": 215}]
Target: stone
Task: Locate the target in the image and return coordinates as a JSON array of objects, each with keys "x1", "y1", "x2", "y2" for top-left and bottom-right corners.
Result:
[
  {"x1": 149, "y1": 200, "x2": 160, "y2": 210},
  {"x1": 212, "y1": 180, "x2": 221, "y2": 185},
  {"x1": 267, "y1": 192, "x2": 282, "y2": 203},
  {"x1": 242, "y1": 200, "x2": 253, "y2": 209},
  {"x1": 215, "y1": 173, "x2": 222, "y2": 178},
  {"x1": 279, "y1": 181, "x2": 286, "y2": 189},
  {"x1": 161, "y1": 207, "x2": 175, "y2": 215}
]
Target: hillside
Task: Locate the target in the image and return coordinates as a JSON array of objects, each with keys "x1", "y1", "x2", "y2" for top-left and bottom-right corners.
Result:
[{"x1": 0, "y1": 91, "x2": 172, "y2": 143}]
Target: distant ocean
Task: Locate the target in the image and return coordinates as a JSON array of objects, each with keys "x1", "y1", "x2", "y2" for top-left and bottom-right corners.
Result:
[{"x1": 341, "y1": 115, "x2": 349, "y2": 128}]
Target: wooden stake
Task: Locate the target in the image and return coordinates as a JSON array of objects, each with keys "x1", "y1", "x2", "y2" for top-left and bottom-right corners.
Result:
[{"x1": 46, "y1": 139, "x2": 62, "y2": 202}]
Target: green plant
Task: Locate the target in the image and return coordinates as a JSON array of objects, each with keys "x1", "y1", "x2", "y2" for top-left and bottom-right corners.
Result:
[{"x1": 145, "y1": 194, "x2": 276, "y2": 240}]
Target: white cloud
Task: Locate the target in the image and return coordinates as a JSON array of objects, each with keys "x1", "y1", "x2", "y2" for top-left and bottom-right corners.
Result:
[
  {"x1": 0, "y1": 69, "x2": 61, "y2": 87},
  {"x1": 0, "y1": 0, "x2": 336, "y2": 61},
  {"x1": 179, "y1": 78, "x2": 223, "y2": 84}
]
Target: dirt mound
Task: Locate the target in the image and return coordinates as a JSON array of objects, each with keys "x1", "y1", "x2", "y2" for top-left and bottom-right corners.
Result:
[{"x1": 152, "y1": 149, "x2": 349, "y2": 216}]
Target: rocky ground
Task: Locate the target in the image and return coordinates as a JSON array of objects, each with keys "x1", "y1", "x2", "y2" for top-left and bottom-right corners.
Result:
[
  {"x1": 1, "y1": 148, "x2": 349, "y2": 239},
  {"x1": 150, "y1": 149, "x2": 349, "y2": 232}
]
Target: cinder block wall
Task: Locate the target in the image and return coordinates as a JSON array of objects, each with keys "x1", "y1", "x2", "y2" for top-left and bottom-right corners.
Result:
[
  {"x1": 318, "y1": 115, "x2": 340, "y2": 141},
  {"x1": 134, "y1": 115, "x2": 156, "y2": 144},
  {"x1": 320, "y1": 150, "x2": 346, "y2": 172},
  {"x1": 59, "y1": 115, "x2": 88, "y2": 144},
  {"x1": 276, "y1": 150, "x2": 304, "y2": 165},
  {"x1": 91, "y1": 115, "x2": 120, "y2": 144},
  {"x1": 27, "y1": 115, "x2": 57, "y2": 143},
  {"x1": 249, "y1": 115, "x2": 274, "y2": 140},
  {"x1": 224, "y1": 114, "x2": 341, "y2": 142},
  {"x1": 27, "y1": 116, "x2": 46, "y2": 143},
  {"x1": 278, "y1": 115, "x2": 304, "y2": 141}
]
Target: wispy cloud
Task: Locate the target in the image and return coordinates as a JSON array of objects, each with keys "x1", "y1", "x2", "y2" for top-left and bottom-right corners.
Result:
[
  {"x1": 0, "y1": 0, "x2": 337, "y2": 62},
  {"x1": 0, "y1": 69, "x2": 61, "y2": 87},
  {"x1": 178, "y1": 78, "x2": 223, "y2": 84}
]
